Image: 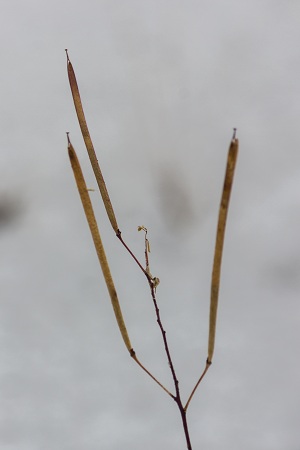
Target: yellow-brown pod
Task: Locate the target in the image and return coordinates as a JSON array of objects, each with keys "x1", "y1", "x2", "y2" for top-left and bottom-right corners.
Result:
[
  {"x1": 208, "y1": 132, "x2": 239, "y2": 363},
  {"x1": 67, "y1": 134, "x2": 132, "y2": 352},
  {"x1": 66, "y1": 50, "x2": 119, "y2": 234}
]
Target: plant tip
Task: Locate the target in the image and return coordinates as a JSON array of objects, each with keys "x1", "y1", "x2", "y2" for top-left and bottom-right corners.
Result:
[
  {"x1": 66, "y1": 131, "x2": 71, "y2": 145},
  {"x1": 232, "y1": 128, "x2": 237, "y2": 140},
  {"x1": 65, "y1": 49, "x2": 70, "y2": 62}
]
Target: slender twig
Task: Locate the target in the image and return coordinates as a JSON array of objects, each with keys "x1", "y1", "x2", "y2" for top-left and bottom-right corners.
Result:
[
  {"x1": 130, "y1": 350, "x2": 174, "y2": 398},
  {"x1": 141, "y1": 229, "x2": 192, "y2": 449},
  {"x1": 116, "y1": 230, "x2": 149, "y2": 278},
  {"x1": 179, "y1": 407, "x2": 192, "y2": 450},
  {"x1": 149, "y1": 281, "x2": 192, "y2": 449},
  {"x1": 184, "y1": 360, "x2": 211, "y2": 411},
  {"x1": 150, "y1": 284, "x2": 179, "y2": 395}
]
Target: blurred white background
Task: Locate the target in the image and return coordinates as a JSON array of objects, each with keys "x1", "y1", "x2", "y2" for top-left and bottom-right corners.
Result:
[{"x1": 1, "y1": 1, "x2": 300, "y2": 449}]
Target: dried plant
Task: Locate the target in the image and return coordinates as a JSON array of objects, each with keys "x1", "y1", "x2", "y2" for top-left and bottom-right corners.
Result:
[{"x1": 65, "y1": 49, "x2": 239, "y2": 449}]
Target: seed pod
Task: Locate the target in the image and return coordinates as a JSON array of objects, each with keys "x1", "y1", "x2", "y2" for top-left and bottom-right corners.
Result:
[
  {"x1": 67, "y1": 134, "x2": 132, "y2": 352},
  {"x1": 66, "y1": 50, "x2": 119, "y2": 234},
  {"x1": 207, "y1": 132, "x2": 239, "y2": 363}
]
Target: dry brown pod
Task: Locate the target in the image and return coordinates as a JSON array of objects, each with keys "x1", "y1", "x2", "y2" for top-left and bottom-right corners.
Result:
[
  {"x1": 66, "y1": 50, "x2": 119, "y2": 234},
  {"x1": 67, "y1": 134, "x2": 132, "y2": 352},
  {"x1": 208, "y1": 132, "x2": 239, "y2": 363}
]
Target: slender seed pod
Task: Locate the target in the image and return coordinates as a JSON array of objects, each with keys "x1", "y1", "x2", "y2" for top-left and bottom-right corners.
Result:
[
  {"x1": 207, "y1": 132, "x2": 239, "y2": 363},
  {"x1": 65, "y1": 50, "x2": 119, "y2": 234},
  {"x1": 67, "y1": 135, "x2": 132, "y2": 352}
]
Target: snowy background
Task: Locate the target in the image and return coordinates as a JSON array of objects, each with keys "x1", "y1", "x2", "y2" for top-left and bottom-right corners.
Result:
[{"x1": 1, "y1": 1, "x2": 300, "y2": 449}]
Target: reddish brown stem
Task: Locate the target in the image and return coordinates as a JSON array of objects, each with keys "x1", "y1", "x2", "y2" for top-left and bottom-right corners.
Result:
[
  {"x1": 149, "y1": 282, "x2": 193, "y2": 449},
  {"x1": 179, "y1": 407, "x2": 192, "y2": 450},
  {"x1": 184, "y1": 360, "x2": 211, "y2": 411},
  {"x1": 116, "y1": 230, "x2": 149, "y2": 278}
]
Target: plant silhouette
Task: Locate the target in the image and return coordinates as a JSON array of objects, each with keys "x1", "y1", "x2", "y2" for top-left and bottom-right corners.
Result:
[{"x1": 65, "y1": 49, "x2": 239, "y2": 449}]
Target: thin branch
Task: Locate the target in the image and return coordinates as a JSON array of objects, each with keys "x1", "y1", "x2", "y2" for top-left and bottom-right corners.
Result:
[
  {"x1": 130, "y1": 350, "x2": 174, "y2": 398},
  {"x1": 184, "y1": 360, "x2": 211, "y2": 411},
  {"x1": 143, "y1": 229, "x2": 192, "y2": 449},
  {"x1": 178, "y1": 408, "x2": 193, "y2": 450},
  {"x1": 116, "y1": 230, "x2": 149, "y2": 278},
  {"x1": 149, "y1": 282, "x2": 192, "y2": 449},
  {"x1": 150, "y1": 283, "x2": 180, "y2": 396}
]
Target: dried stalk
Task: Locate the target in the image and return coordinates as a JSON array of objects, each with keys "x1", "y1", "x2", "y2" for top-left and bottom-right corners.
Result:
[
  {"x1": 66, "y1": 50, "x2": 239, "y2": 450},
  {"x1": 136, "y1": 228, "x2": 191, "y2": 449}
]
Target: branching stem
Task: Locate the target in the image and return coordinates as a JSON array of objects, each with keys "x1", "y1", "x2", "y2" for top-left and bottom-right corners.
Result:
[
  {"x1": 116, "y1": 230, "x2": 149, "y2": 278},
  {"x1": 66, "y1": 50, "x2": 239, "y2": 450},
  {"x1": 149, "y1": 280, "x2": 192, "y2": 448}
]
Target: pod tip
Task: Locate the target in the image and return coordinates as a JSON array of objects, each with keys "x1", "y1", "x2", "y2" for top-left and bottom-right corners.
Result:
[
  {"x1": 65, "y1": 49, "x2": 70, "y2": 62},
  {"x1": 232, "y1": 127, "x2": 237, "y2": 140},
  {"x1": 66, "y1": 131, "x2": 71, "y2": 145}
]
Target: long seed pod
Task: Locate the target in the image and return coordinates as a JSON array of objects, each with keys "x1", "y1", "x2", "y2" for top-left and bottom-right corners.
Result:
[
  {"x1": 67, "y1": 135, "x2": 173, "y2": 396},
  {"x1": 67, "y1": 134, "x2": 132, "y2": 352},
  {"x1": 207, "y1": 132, "x2": 239, "y2": 363},
  {"x1": 66, "y1": 50, "x2": 119, "y2": 234}
]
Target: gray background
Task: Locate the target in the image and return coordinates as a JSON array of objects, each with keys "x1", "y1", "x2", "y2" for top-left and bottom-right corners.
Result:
[{"x1": 1, "y1": 1, "x2": 300, "y2": 449}]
